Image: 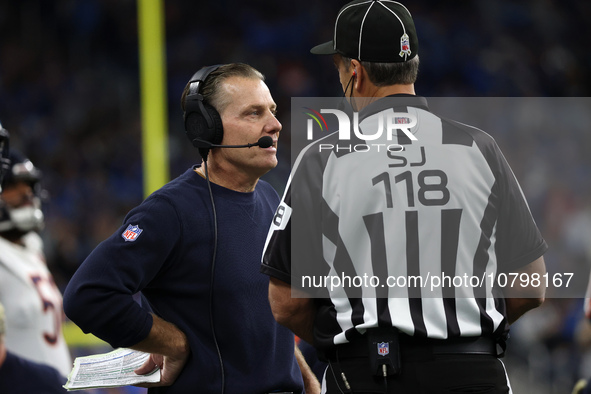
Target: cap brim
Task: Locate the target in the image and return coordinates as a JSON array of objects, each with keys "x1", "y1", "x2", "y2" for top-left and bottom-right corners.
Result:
[{"x1": 310, "y1": 41, "x2": 337, "y2": 55}]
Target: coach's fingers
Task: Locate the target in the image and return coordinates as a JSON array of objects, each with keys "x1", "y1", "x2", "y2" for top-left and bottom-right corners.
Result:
[
  {"x1": 134, "y1": 353, "x2": 162, "y2": 375},
  {"x1": 158, "y1": 352, "x2": 190, "y2": 385},
  {"x1": 135, "y1": 353, "x2": 186, "y2": 387},
  {"x1": 133, "y1": 354, "x2": 164, "y2": 388}
]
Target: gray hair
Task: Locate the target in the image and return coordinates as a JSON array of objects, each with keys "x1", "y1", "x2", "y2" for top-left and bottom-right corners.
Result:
[
  {"x1": 341, "y1": 55, "x2": 420, "y2": 86},
  {"x1": 181, "y1": 63, "x2": 265, "y2": 115}
]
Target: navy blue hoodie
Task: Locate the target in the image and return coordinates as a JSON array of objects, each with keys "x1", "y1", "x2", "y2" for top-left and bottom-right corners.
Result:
[{"x1": 64, "y1": 167, "x2": 303, "y2": 394}]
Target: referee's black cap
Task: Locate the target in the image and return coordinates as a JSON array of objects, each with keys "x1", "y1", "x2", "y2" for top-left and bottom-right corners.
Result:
[{"x1": 311, "y1": 0, "x2": 419, "y2": 63}]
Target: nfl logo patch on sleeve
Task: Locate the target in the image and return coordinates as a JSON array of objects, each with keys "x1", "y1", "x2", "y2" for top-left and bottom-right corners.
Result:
[{"x1": 121, "y1": 224, "x2": 143, "y2": 242}]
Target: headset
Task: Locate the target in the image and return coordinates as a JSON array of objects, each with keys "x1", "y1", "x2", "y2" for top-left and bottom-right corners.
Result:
[{"x1": 183, "y1": 65, "x2": 225, "y2": 161}]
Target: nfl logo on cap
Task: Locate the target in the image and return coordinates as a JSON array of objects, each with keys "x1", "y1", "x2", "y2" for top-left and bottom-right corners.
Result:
[
  {"x1": 122, "y1": 224, "x2": 143, "y2": 242},
  {"x1": 400, "y1": 33, "x2": 412, "y2": 59},
  {"x1": 377, "y1": 342, "x2": 389, "y2": 356}
]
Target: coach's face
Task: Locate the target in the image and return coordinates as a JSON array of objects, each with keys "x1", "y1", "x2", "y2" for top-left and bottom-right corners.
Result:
[{"x1": 216, "y1": 76, "x2": 281, "y2": 180}]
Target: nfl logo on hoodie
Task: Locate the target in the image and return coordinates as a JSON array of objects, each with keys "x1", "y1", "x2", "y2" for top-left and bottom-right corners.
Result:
[{"x1": 121, "y1": 224, "x2": 143, "y2": 242}]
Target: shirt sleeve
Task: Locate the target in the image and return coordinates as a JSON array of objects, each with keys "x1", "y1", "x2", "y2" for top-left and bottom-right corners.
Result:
[
  {"x1": 261, "y1": 146, "x2": 327, "y2": 293},
  {"x1": 63, "y1": 195, "x2": 181, "y2": 348},
  {"x1": 261, "y1": 185, "x2": 293, "y2": 283},
  {"x1": 490, "y1": 142, "x2": 548, "y2": 271}
]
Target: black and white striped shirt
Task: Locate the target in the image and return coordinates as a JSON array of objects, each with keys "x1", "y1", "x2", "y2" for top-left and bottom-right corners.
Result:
[{"x1": 261, "y1": 95, "x2": 547, "y2": 351}]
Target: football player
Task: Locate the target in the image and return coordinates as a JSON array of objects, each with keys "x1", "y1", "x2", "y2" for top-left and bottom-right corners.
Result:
[{"x1": 0, "y1": 138, "x2": 72, "y2": 378}]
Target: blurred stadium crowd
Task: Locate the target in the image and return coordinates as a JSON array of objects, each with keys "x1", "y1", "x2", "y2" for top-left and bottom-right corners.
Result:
[{"x1": 0, "y1": 0, "x2": 590, "y2": 392}]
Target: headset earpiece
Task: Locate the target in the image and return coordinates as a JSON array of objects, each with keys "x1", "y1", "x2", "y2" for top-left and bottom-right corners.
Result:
[
  {"x1": 353, "y1": 69, "x2": 357, "y2": 77},
  {"x1": 184, "y1": 102, "x2": 224, "y2": 159},
  {"x1": 183, "y1": 65, "x2": 225, "y2": 160}
]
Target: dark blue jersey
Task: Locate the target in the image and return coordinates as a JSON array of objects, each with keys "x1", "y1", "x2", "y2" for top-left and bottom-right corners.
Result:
[
  {"x1": 0, "y1": 351, "x2": 67, "y2": 394},
  {"x1": 64, "y1": 167, "x2": 304, "y2": 394}
]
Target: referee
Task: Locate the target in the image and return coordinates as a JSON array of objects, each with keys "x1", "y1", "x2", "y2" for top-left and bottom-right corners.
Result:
[{"x1": 261, "y1": 1, "x2": 547, "y2": 393}]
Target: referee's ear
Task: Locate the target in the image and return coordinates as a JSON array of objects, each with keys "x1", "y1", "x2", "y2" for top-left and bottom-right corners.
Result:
[{"x1": 350, "y1": 59, "x2": 365, "y2": 92}]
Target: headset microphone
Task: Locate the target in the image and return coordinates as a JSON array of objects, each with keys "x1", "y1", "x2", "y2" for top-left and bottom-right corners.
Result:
[
  {"x1": 253, "y1": 136, "x2": 274, "y2": 148},
  {"x1": 192, "y1": 136, "x2": 273, "y2": 150}
]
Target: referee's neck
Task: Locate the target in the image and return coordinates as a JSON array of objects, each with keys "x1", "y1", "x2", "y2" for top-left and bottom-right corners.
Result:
[
  {"x1": 375, "y1": 84, "x2": 416, "y2": 97},
  {"x1": 352, "y1": 84, "x2": 416, "y2": 111}
]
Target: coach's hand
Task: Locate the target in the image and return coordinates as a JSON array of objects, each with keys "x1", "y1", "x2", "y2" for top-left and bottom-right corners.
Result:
[
  {"x1": 135, "y1": 350, "x2": 189, "y2": 387},
  {"x1": 131, "y1": 313, "x2": 191, "y2": 387}
]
